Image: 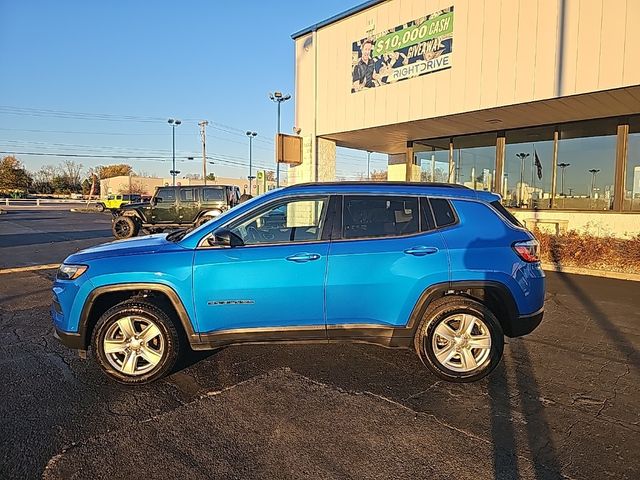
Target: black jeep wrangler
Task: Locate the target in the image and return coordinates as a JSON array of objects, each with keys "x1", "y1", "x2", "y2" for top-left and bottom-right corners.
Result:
[{"x1": 111, "y1": 184, "x2": 241, "y2": 239}]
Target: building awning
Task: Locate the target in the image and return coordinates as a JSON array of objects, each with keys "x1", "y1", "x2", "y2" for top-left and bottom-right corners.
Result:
[{"x1": 320, "y1": 86, "x2": 640, "y2": 153}]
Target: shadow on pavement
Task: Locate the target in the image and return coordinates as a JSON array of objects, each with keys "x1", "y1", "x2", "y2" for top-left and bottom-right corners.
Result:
[
  {"x1": 489, "y1": 343, "x2": 563, "y2": 479},
  {"x1": 0, "y1": 230, "x2": 111, "y2": 248},
  {"x1": 549, "y1": 238, "x2": 638, "y2": 370}
]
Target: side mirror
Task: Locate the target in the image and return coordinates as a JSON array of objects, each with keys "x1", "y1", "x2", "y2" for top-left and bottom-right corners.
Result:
[
  {"x1": 207, "y1": 229, "x2": 244, "y2": 247},
  {"x1": 150, "y1": 197, "x2": 158, "y2": 206}
]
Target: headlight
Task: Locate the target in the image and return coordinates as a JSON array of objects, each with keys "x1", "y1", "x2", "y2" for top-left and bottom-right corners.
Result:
[{"x1": 57, "y1": 264, "x2": 88, "y2": 280}]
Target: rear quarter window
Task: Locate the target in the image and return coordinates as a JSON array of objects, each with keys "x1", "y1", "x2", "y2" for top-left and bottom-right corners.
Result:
[
  {"x1": 490, "y1": 201, "x2": 524, "y2": 228},
  {"x1": 429, "y1": 198, "x2": 457, "y2": 228}
]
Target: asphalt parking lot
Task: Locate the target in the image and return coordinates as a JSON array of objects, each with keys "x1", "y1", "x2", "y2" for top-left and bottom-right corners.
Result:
[{"x1": 1, "y1": 209, "x2": 638, "y2": 479}]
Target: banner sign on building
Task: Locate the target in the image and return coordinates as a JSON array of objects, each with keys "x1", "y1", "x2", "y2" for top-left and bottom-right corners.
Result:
[{"x1": 351, "y1": 6, "x2": 453, "y2": 93}]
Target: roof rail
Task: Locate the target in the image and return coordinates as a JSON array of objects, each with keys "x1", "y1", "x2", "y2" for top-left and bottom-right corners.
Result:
[{"x1": 286, "y1": 181, "x2": 470, "y2": 189}]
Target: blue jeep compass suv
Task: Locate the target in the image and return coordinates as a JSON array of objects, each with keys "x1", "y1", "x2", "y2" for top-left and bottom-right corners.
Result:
[{"x1": 52, "y1": 182, "x2": 545, "y2": 384}]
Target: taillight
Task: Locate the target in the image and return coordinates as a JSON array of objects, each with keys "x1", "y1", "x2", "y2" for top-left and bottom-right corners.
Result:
[{"x1": 513, "y1": 240, "x2": 540, "y2": 263}]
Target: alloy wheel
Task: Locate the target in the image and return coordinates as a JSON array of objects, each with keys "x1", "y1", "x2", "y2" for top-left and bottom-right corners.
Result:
[
  {"x1": 431, "y1": 313, "x2": 492, "y2": 373},
  {"x1": 103, "y1": 316, "x2": 165, "y2": 376},
  {"x1": 114, "y1": 219, "x2": 130, "y2": 237}
]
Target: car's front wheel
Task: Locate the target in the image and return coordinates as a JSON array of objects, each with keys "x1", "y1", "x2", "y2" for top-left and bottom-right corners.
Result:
[
  {"x1": 414, "y1": 296, "x2": 503, "y2": 383},
  {"x1": 96, "y1": 202, "x2": 105, "y2": 212},
  {"x1": 112, "y1": 216, "x2": 140, "y2": 239},
  {"x1": 91, "y1": 301, "x2": 180, "y2": 384}
]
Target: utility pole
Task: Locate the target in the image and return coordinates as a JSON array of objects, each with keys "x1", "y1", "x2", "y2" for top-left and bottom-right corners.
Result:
[
  {"x1": 199, "y1": 120, "x2": 209, "y2": 185},
  {"x1": 367, "y1": 151, "x2": 372, "y2": 180}
]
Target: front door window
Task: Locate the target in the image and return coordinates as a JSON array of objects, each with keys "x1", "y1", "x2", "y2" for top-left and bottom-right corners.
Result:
[{"x1": 228, "y1": 197, "x2": 328, "y2": 245}]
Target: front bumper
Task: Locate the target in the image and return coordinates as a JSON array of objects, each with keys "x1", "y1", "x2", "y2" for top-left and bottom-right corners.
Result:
[
  {"x1": 53, "y1": 325, "x2": 85, "y2": 350},
  {"x1": 503, "y1": 307, "x2": 544, "y2": 337}
]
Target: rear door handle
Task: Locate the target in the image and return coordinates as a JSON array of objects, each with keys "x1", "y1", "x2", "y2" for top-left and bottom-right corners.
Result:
[
  {"x1": 404, "y1": 246, "x2": 439, "y2": 256},
  {"x1": 286, "y1": 253, "x2": 321, "y2": 263}
]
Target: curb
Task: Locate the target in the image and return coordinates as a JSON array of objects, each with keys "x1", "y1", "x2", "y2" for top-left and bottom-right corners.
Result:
[
  {"x1": 69, "y1": 208, "x2": 101, "y2": 213},
  {"x1": 541, "y1": 263, "x2": 640, "y2": 282}
]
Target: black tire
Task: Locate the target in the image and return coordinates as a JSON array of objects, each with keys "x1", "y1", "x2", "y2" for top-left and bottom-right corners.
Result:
[
  {"x1": 112, "y1": 215, "x2": 140, "y2": 239},
  {"x1": 91, "y1": 301, "x2": 181, "y2": 384},
  {"x1": 414, "y1": 296, "x2": 504, "y2": 383},
  {"x1": 196, "y1": 215, "x2": 213, "y2": 227},
  {"x1": 96, "y1": 202, "x2": 105, "y2": 212}
]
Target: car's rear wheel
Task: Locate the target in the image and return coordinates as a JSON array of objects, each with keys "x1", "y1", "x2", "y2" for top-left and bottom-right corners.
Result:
[
  {"x1": 91, "y1": 301, "x2": 180, "y2": 384},
  {"x1": 112, "y1": 216, "x2": 139, "y2": 239},
  {"x1": 414, "y1": 296, "x2": 503, "y2": 383},
  {"x1": 96, "y1": 202, "x2": 105, "y2": 212}
]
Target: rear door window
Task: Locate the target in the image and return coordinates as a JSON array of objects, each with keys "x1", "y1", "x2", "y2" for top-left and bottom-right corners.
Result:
[
  {"x1": 179, "y1": 188, "x2": 198, "y2": 202},
  {"x1": 342, "y1": 196, "x2": 419, "y2": 239}
]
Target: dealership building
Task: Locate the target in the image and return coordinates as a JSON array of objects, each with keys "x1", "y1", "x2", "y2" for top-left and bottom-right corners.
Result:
[{"x1": 289, "y1": 0, "x2": 640, "y2": 237}]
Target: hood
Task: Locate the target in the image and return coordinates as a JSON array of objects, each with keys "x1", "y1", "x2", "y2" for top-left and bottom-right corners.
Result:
[{"x1": 64, "y1": 233, "x2": 176, "y2": 264}]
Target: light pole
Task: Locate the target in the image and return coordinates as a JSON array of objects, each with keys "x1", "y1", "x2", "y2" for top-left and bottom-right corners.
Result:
[
  {"x1": 246, "y1": 131, "x2": 257, "y2": 193},
  {"x1": 516, "y1": 152, "x2": 530, "y2": 206},
  {"x1": 588, "y1": 168, "x2": 600, "y2": 198},
  {"x1": 557, "y1": 163, "x2": 570, "y2": 196},
  {"x1": 367, "y1": 151, "x2": 372, "y2": 180},
  {"x1": 168, "y1": 118, "x2": 181, "y2": 185},
  {"x1": 269, "y1": 91, "x2": 291, "y2": 188}
]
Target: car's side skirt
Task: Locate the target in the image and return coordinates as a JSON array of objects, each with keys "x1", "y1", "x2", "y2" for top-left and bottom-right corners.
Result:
[{"x1": 192, "y1": 324, "x2": 414, "y2": 350}]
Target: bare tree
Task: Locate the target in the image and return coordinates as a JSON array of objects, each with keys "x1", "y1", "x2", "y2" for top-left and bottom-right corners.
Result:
[{"x1": 60, "y1": 160, "x2": 83, "y2": 189}]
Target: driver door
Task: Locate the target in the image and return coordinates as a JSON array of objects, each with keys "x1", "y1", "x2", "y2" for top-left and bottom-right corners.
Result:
[
  {"x1": 192, "y1": 195, "x2": 330, "y2": 336},
  {"x1": 151, "y1": 187, "x2": 178, "y2": 223}
]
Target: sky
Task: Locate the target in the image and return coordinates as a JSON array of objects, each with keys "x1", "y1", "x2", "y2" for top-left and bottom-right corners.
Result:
[{"x1": 0, "y1": 0, "x2": 388, "y2": 181}]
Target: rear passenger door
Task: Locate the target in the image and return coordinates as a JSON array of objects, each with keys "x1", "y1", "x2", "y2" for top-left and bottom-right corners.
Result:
[{"x1": 325, "y1": 195, "x2": 450, "y2": 331}]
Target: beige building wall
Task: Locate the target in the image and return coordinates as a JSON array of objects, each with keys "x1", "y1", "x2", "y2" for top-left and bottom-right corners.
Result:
[
  {"x1": 100, "y1": 176, "x2": 278, "y2": 198},
  {"x1": 295, "y1": 0, "x2": 640, "y2": 141}
]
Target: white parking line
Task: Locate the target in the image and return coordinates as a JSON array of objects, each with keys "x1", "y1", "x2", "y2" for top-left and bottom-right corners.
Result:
[{"x1": 0, "y1": 264, "x2": 60, "y2": 275}]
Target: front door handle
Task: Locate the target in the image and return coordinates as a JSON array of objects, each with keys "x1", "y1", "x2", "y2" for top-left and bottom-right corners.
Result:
[
  {"x1": 286, "y1": 253, "x2": 321, "y2": 263},
  {"x1": 404, "y1": 246, "x2": 439, "y2": 256}
]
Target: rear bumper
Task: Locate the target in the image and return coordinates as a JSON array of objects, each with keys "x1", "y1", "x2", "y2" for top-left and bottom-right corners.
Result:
[
  {"x1": 503, "y1": 307, "x2": 544, "y2": 337},
  {"x1": 53, "y1": 326, "x2": 84, "y2": 350}
]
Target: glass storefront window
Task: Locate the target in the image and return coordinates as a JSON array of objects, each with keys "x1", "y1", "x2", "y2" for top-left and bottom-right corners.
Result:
[
  {"x1": 452, "y1": 133, "x2": 496, "y2": 191},
  {"x1": 505, "y1": 126, "x2": 555, "y2": 209},
  {"x1": 625, "y1": 117, "x2": 640, "y2": 211},
  {"x1": 415, "y1": 138, "x2": 450, "y2": 183},
  {"x1": 556, "y1": 119, "x2": 618, "y2": 210}
]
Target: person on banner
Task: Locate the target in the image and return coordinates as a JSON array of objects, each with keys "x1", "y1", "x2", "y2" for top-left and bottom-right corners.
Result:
[
  {"x1": 352, "y1": 39, "x2": 376, "y2": 92},
  {"x1": 376, "y1": 50, "x2": 409, "y2": 85}
]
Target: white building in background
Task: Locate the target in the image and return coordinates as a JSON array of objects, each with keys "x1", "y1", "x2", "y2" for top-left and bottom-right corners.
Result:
[{"x1": 289, "y1": 0, "x2": 640, "y2": 237}]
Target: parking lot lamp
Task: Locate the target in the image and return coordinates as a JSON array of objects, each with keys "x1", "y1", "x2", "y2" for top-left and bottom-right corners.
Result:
[
  {"x1": 269, "y1": 91, "x2": 291, "y2": 188},
  {"x1": 168, "y1": 119, "x2": 181, "y2": 186},
  {"x1": 516, "y1": 153, "x2": 530, "y2": 206},
  {"x1": 558, "y1": 163, "x2": 570, "y2": 196},
  {"x1": 246, "y1": 131, "x2": 257, "y2": 193}
]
